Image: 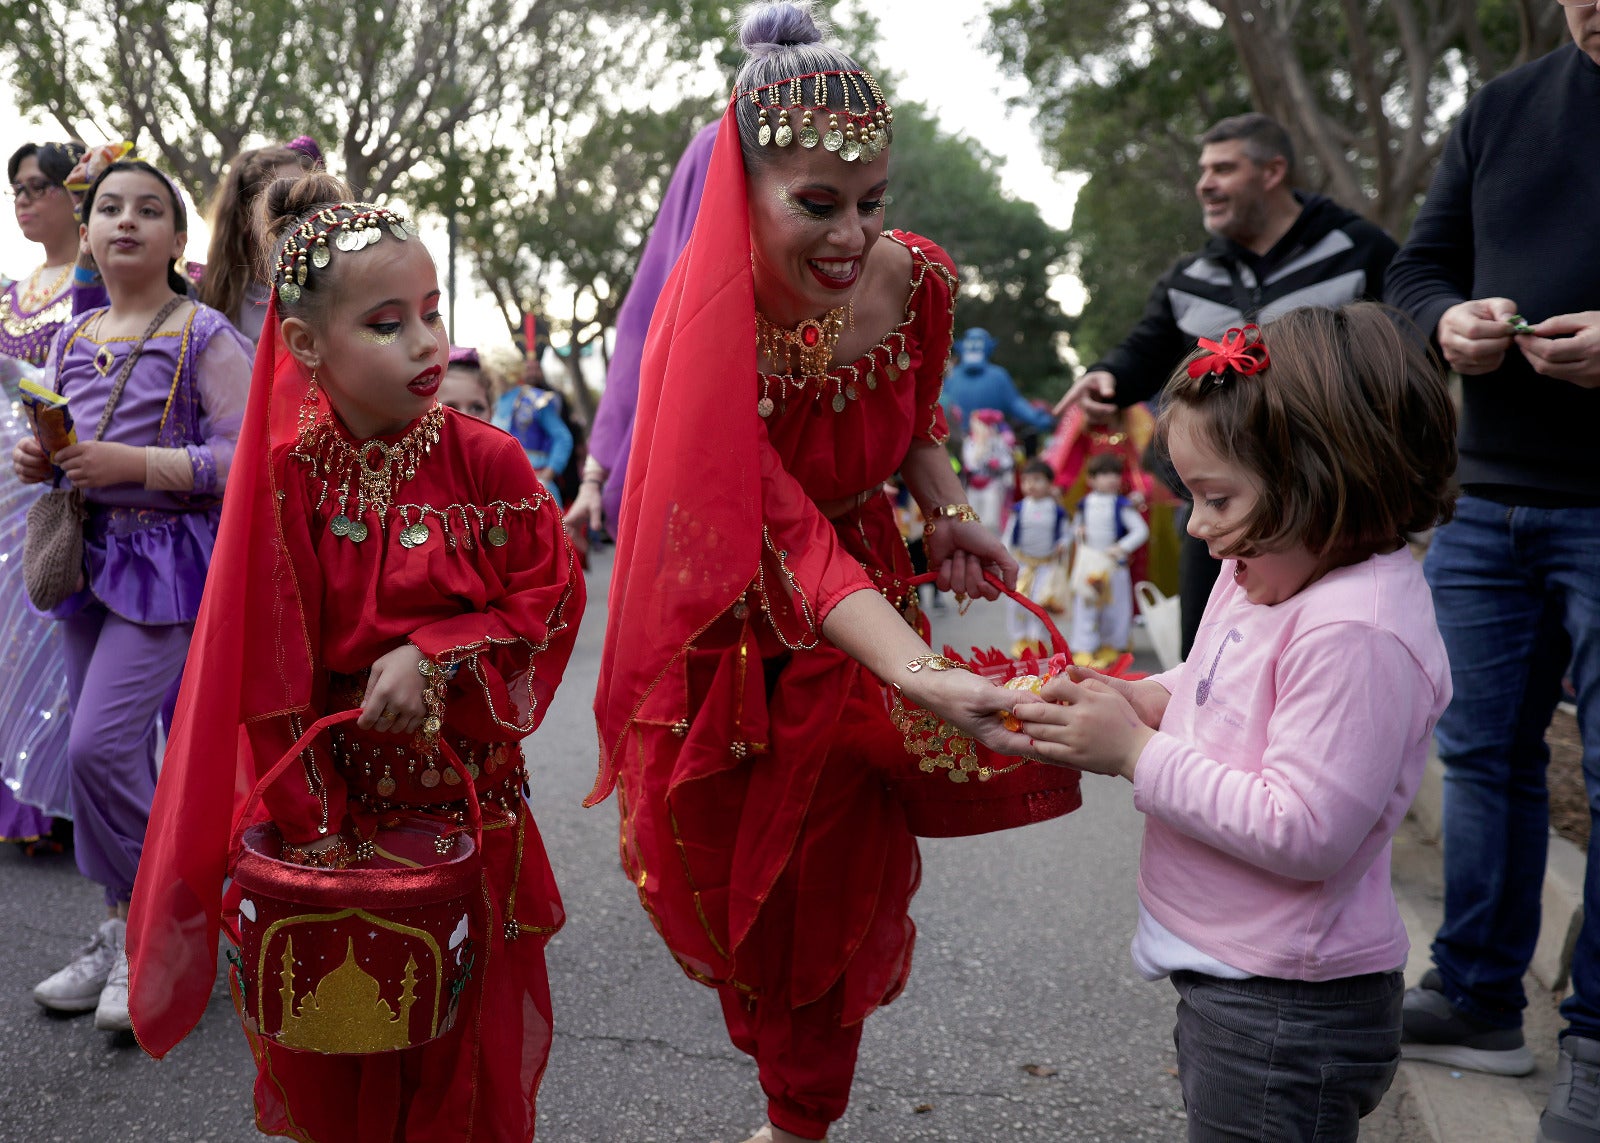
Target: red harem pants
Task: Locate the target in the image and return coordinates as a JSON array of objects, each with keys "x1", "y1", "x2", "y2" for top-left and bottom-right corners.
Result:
[{"x1": 644, "y1": 685, "x2": 919, "y2": 1139}]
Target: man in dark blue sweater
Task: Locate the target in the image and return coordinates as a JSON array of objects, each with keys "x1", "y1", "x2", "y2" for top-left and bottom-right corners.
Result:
[{"x1": 1385, "y1": 7, "x2": 1600, "y2": 1140}]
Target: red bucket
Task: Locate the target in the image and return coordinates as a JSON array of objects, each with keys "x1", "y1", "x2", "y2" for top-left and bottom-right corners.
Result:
[
  {"x1": 881, "y1": 572, "x2": 1137, "y2": 838},
  {"x1": 227, "y1": 710, "x2": 484, "y2": 1055}
]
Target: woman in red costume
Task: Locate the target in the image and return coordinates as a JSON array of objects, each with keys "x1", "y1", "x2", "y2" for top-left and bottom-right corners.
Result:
[
  {"x1": 124, "y1": 171, "x2": 583, "y2": 1142},
  {"x1": 590, "y1": 5, "x2": 1037, "y2": 1141}
]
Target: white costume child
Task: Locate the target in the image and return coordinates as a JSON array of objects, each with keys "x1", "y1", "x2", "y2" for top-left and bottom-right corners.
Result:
[
  {"x1": 1003, "y1": 469, "x2": 1071, "y2": 655},
  {"x1": 1071, "y1": 466, "x2": 1149, "y2": 665}
]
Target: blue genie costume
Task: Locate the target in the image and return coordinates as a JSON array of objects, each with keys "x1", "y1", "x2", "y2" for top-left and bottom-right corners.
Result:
[
  {"x1": 493, "y1": 382, "x2": 574, "y2": 506},
  {"x1": 939, "y1": 327, "x2": 1055, "y2": 435}
]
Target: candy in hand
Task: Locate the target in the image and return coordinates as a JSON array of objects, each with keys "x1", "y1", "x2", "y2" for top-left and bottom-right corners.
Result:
[
  {"x1": 1508, "y1": 314, "x2": 1534, "y2": 335},
  {"x1": 1001, "y1": 674, "x2": 1046, "y2": 731}
]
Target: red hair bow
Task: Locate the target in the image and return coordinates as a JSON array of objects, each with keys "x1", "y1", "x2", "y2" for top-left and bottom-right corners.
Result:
[{"x1": 1187, "y1": 325, "x2": 1269, "y2": 381}]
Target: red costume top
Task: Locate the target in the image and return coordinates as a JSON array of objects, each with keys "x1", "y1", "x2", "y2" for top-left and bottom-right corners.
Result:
[
  {"x1": 591, "y1": 104, "x2": 955, "y2": 1031},
  {"x1": 128, "y1": 304, "x2": 582, "y2": 1141}
]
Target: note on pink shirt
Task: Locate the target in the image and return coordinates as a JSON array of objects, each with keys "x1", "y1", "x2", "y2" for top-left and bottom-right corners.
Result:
[{"x1": 1132, "y1": 548, "x2": 1450, "y2": 981}]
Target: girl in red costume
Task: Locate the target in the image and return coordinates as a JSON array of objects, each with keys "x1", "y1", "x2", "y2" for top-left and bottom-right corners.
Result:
[
  {"x1": 125, "y1": 171, "x2": 583, "y2": 1141},
  {"x1": 590, "y1": 5, "x2": 1036, "y2": 1141}
]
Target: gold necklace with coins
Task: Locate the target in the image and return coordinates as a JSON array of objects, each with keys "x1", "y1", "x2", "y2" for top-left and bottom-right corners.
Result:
[
  {"x1": 294, "y1": 405, "x2": 446, "y2": 544},
  {"x1": 18, "y1": 263, "x2": 71, "y2": 312},
  {"x1": 755, "y1": 302, "x2": 849, "y2": 383}
]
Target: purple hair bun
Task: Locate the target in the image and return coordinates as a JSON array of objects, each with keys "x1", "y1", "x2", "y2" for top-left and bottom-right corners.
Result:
[
  {"x1": 739, "y1": 1, "x2": 823, "y2": 59},
  {"x1": 448, "y1": 346, "x2": 480, "y2": 368},
  {"x1": 284, "y1": 136, "x2": 324, "y2": 166}
]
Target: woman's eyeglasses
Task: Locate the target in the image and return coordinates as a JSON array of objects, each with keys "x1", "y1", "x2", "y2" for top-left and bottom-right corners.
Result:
[{"x1": 7, "y1": 178, "x2": 61, "y2": 202}]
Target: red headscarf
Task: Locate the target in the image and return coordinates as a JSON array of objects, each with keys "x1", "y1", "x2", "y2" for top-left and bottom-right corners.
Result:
[
  {"x1": 128, "y1": 300, "x2": 321, "y2": 1056},
  {"x1": 588, "y1": 102, "x2": 761, "y2": 805}
]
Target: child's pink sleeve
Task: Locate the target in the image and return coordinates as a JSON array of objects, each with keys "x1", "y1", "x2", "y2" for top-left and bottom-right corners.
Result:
[{"x1": 1132, "y1": 623, "x2": 1430, "y2": 881}]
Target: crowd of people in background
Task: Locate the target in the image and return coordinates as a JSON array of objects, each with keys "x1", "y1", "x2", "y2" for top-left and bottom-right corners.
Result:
[{"x1": 0, "y1": 1, "x2": 1597, "y2": 1141}]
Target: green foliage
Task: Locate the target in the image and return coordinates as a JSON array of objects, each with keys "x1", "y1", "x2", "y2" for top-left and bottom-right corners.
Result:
[
  {"x1": 888, "y1": 101, "x2": 1072, "y2": 396},
  {"x1": 988, "y1": 0, "x2": 1567, "y2": 366},
  {"x1": 0, "y1": 0, "x2": 674, "y2": 205},
  {"x1": 988, "y1": 1, "x2": 1246, "y2": 363}
]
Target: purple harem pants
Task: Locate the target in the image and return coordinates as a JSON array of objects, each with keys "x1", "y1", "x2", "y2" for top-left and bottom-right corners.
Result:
[{"x1": 60, "y1": 602, "x2": 190, "y2": 908}]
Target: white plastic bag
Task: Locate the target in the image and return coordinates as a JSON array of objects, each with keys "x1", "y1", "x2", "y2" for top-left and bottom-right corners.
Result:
[{"x1": 1135, "y1": 580, "x2": 1182, "y2": 671}]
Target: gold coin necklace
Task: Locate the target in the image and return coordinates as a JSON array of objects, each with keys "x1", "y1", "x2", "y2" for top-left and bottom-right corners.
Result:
[
  {"x1": 755, "y1": 302, "x2": 848, "y2": 380},
  {"x1": 295, "y1": 404, "x2": 445, "y2": 543}
]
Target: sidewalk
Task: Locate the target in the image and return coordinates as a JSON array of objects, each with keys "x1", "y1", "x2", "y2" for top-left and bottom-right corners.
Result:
[{"x1": 1369, "y1": 760, "x2": 1581, "y2": 1142}]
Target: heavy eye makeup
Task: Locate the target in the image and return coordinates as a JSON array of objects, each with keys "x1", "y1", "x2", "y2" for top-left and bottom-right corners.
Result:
[
  {"x1": 356, "y1": 294, "x2": 443, "y2": 345},
  {"x1": 780, "y1": 184, "x2": 889, "y2": 220}
]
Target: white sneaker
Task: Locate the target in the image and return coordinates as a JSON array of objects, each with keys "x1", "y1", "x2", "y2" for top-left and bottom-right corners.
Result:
[
  {"x1": 93, "y1": 934, "x2": 131, "y2": 1032},
  {"x1": 33, "y1": 918, "x2": 123, "y2": 1013}
]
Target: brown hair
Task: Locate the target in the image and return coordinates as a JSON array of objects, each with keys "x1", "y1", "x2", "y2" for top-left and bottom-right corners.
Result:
[
  {"x1": 1085, "y1": 453, "x2": 1125, "y2": 479},
  {"x1": 200, "y1": 146, "x2": 308, "y2": 323},
  {"x1": 255, "y1": 169, "x2": 358, "y2": 322},
  {"x1": 1155, "y1": 303, "x2": 1457, "y2": 568}
]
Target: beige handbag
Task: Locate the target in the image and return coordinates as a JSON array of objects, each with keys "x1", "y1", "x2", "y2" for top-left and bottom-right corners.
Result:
[{"x1": 23, "y1": 297, "x2": 185, "y2": 610}]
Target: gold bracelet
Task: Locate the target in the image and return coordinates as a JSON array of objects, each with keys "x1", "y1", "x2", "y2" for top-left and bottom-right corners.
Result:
[
  {"x1": 922, "y1": 502, "x2": 980, "y2": 537},
  {"x1": 906, "y1": 653, "x2": 966, "y2": 673},
  {"x1": 417, "y1": 656, "x2": 449, "y2": 738}
]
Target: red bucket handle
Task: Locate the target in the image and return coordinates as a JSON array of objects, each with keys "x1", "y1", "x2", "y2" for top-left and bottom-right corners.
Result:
[
  {"x1": 228, "y1": 708, "x2": 484, "y2": 864},
  {"x1": 907, "y1": 570, "x2": 1069, "y2": 657}
]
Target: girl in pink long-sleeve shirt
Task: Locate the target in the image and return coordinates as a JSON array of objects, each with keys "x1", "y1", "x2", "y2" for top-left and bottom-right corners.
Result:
[{"x1": 1017, "y1": 304, "x2": 1458, "y2": 1143}]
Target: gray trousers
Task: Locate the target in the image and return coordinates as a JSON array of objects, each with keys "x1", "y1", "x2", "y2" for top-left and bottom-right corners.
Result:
[{"x1": 1171, "y1": 969, "x2": 1403, "y2": 1142}]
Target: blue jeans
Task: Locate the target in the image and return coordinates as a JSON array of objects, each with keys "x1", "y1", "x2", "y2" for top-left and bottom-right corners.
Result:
[
  {"x1": 1424, "y1": 493, "x2": 1600, "y2": 1038},
  {"x1": 1171, "y1": 970, "x2": 1402, "y2": 1142}
]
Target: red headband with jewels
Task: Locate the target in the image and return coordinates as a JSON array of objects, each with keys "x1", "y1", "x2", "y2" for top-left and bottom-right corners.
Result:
[{"x1": 1187, "y1": 325, "x2": 1269, "y2": 383}]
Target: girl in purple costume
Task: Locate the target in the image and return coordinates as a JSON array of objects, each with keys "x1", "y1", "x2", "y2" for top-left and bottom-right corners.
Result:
[
  {"x1": 0, "y1": 141, "x2": 87, "y2": 844},
  {"x1": 10, "y1": 160, "x2": 250, "y2": 1033}
]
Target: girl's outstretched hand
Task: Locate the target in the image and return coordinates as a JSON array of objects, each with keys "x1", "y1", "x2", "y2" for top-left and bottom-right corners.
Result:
[
  {"x1": 1012, "y1": 677, "x2": 1155, "y2": 780},
  {"x1": 359, "y1": 642, "x2": 427, "y2": 734},
  {"x1": 1059, "y1": 664, "x2": 1172, "y2": 730}
]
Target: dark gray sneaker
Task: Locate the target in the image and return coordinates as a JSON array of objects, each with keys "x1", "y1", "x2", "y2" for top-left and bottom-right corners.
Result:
[
  {"x1": 1539, "y1": 1036, "x2": 1600, "y2": 1143},
  {"x1": 1400, "y1": 968, "x2": 1535, "y2": 1076}
]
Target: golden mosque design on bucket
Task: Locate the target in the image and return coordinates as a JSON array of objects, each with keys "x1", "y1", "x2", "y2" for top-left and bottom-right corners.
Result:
[
  {"x1": 276, "y1": 936, "x2": 419, "y2": 1053},
  {"x1": 253, "y1": 907, "x2": 457, "y2": 1055}
]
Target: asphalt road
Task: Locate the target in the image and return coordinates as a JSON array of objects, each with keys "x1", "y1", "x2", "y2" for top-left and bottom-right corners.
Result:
[{"x1": 0, "y1": 550, "x2": 1188, "y2": 1142}]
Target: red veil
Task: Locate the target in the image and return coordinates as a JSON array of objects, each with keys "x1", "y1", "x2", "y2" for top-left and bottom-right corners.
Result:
[
  {"x1": 589, "y1": 101, "x2": 761, "y2": 804},
  {"x1": 128, "y1": 301, "x2": 321, "y2": 1056}
]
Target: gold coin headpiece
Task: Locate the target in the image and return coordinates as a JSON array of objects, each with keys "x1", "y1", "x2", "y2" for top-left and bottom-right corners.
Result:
[
  {"x1": 738, "y1": 69, "x2": 894, "y2": 163},
  {"x1": 272, "y1": 202, "x2": 420, "y2": 305}
]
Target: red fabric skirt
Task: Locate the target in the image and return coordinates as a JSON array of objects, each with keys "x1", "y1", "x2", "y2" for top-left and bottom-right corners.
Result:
[{"x1": 235, "y1": 796, "x2": 563, "y2": 1143}]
